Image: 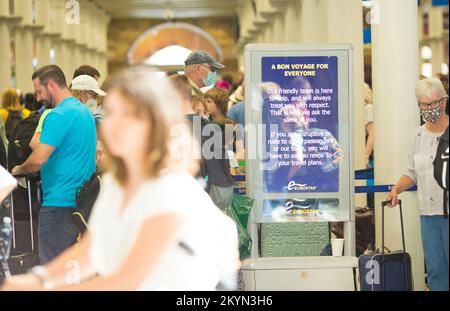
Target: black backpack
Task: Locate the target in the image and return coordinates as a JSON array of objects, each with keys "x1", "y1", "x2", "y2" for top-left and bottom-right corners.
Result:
[
  {"x1": 7, "y1": 112, "x2": 40, "y2": 169},
  {"x1": 72, "y1": 172, "x2": 102, "y2": 234},
  {"x1": 433, "y1": 127, "x2": 449, "y2": 218},
  {"x1": 4, "y1": 110, "x2": 24, "y2": 142},
  {"x1": 185, "y1": 114, "x2": 234, "y2": 189},
  {"x1": 0, "y1": 138, "x2": 6, "y2": 169}
]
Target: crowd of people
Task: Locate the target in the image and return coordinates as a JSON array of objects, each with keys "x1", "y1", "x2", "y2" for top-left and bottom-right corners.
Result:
[
  {"x1": 0, "y1": 48, "x2": 448, "y2": 291},
  {"x1": 0, "y1": 50, "x2": 245, "y2": 290}
]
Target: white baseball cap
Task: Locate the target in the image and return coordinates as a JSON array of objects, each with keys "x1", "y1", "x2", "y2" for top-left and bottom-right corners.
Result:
[{"x1": 71, "y1": 74, "x2": 107, "y2": 96}]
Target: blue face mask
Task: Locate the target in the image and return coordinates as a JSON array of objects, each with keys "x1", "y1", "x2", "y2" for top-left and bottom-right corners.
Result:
[{"x1": 203, "y1": 70, "x2": 216, "y2": 87}]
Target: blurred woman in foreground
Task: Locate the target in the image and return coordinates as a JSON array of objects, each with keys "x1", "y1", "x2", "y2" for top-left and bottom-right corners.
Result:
[{"x1": 1, "y1": 66, "x2": 239, "y2": 291}]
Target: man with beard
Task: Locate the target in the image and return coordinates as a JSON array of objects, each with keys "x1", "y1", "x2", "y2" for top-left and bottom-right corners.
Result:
[{"x1": 11, "y1": 65, "x2": 96, "y2": 264}]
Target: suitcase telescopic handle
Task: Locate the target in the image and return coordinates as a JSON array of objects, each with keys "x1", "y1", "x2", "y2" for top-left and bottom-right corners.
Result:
[
  {"x1": 9, "y1": 174, "x2": 36, "y2": 252},
  {"x1": 380, "y1": 200, "x2": 411, "y2": 291},
  {"x1": 381, "y1": 200, "x2": 406, "y2": 256}
]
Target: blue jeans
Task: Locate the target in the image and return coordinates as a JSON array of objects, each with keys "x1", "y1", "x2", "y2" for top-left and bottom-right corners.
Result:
[
  {"x1": 38, "y1": 207, "x2": 78, "y2": 265},
  {"x1": 420, "y1": 215, "x2": 449, "y2": 291}
]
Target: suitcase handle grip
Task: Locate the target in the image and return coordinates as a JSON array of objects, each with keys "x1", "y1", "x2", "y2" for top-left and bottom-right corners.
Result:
[
  {"x1": 381, "y1": 199, "x2": 411, "y2": 291},
  {"x1": 381, "y1": 200, "x2": 401, "y2": 208},
  {"x1": 11, "y1": 173, "x2": 39, "y2": 179},
  {"x1": 375, "y1": 246, "x2": 391, "y2": 254},
  {"x1": 11, "y1": 174, "x2": 28, "y2": 178}
]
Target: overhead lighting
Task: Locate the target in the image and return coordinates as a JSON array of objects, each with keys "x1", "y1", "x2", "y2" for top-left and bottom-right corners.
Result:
[
  {"x1": 50, "y1": 48, "x2": 55, "y2": 64},
  {"x1": 164, "y1": 8, "x2": 174, "y2": 20},
  {"x1": 362, "y1": 0, "x2": 372, "y2": 8},
  {"x1": 146, "y1": 45, "x2": 192, "y2": 67},
  {"x1": 164, "y1": 1, "x2": 174, "y2": 21},
  {"x1": 421, "y1": 63, "x2": 433, "y2": 77},
  {"x1": 421, "y1": 46, "x2": 432, "y2": 60},
  {"x1": 442, "y1": 63, "x2": 449, "y2": 75}
]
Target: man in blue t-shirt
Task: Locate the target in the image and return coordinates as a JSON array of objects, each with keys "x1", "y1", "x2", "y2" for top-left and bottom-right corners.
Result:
[{"x1": 12, "y1": 65, "x2": 96, "y2": 264}]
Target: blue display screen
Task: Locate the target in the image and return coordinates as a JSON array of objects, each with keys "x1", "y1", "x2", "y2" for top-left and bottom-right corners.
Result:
[{"x1": 261, "y1": 56, "x2": 341, "y2": 193}]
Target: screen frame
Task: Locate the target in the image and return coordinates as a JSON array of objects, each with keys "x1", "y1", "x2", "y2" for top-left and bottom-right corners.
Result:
[{"x1": 244, "y1": 44, "x2": 354, "y2": 224}]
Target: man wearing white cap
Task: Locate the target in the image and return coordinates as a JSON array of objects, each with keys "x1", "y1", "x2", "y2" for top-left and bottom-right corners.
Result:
[
  {"x1": 70, "y1": 75, "x2": 107, "y2": 166},
  {"x1": 70, "y1": 74, "x2": 107, "y2": 123}
]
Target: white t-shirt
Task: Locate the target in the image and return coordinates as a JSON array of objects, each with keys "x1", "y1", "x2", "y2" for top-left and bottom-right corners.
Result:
[
  {"x1": 0, "y1": 165, "x2": 16, "y2": 203},
  {"x1": 363, "y1": 82, "x2": 373, "y2": 106},
  {"x1": 0, "y1": 166, "x2": 15, "y2": 189},
  {"x1": 364, "y1": 103, "x2": 373, "y2": 126},
  {"x1": 88, "y1": 172, "x2": 239, "y2": 290},
  {"x1": 363, "y1": 83, "x2": 374, "y2": 128}
]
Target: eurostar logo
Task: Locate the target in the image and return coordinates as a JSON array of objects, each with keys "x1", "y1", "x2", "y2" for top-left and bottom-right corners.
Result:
[
  {"x1": 285, "y1": 181, "x2": 318, "y2": 191},
  {"x1": 285, "y1": 201, "x2": 319, "y2": 215},
  {"x1": 285, "y1": 201, "x2": 310, "y2": 210}
]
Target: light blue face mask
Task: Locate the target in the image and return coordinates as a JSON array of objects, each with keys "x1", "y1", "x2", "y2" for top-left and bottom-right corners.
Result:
[{"x1": 203, "y1": 70, "x2": 217, "y2": 87}]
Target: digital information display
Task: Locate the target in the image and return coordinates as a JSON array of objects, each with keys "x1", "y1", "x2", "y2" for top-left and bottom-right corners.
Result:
[
  {"x1": 261, "y1": 56, "x2": 340, "y2": 194},
  {"x1": 245, "y1": 44, "x2": 353, "y2": 222}
]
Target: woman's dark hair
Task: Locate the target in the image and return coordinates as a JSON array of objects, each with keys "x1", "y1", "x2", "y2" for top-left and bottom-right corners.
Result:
[
  {"x1": 204, "y1": 88, "x2": 230, "y2": 116},
  {"x1": 24, "y1": 93, "x2": 41, "y2": 111},
  {"x1": 222, "y1": 74, "x2": 233, "y2": 85}
]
